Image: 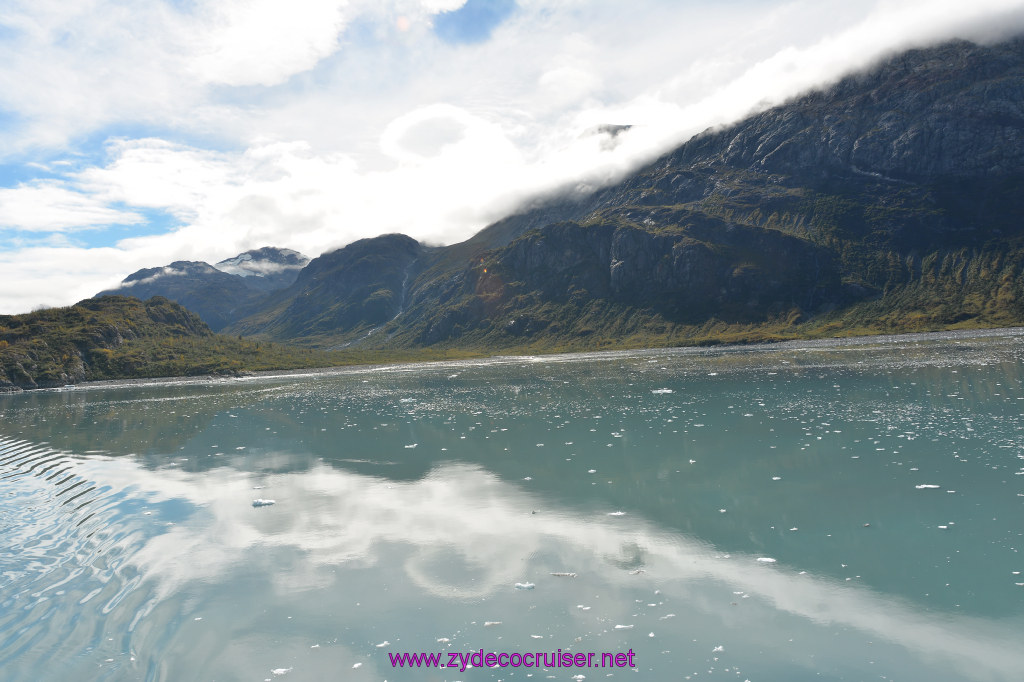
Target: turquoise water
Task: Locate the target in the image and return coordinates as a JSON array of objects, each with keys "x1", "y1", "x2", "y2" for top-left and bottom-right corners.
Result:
[{"x1": 2, "y1": 330, "x2": 1023, "y2": 681}]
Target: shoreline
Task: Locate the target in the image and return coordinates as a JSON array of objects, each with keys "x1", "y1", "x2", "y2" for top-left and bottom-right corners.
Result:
[{"x1": 6, "y1": 324, "x2": 1024, "y2": 396}]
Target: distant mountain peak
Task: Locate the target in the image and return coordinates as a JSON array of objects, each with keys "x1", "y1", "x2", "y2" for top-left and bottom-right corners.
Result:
[{"x1": 213, "y1": 247, "x2": 309, "y2": 278}]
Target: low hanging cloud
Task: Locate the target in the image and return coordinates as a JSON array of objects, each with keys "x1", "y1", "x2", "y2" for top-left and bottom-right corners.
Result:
[{"x1": 1, "y1": 0, "x2": 1024, "y2": 313}]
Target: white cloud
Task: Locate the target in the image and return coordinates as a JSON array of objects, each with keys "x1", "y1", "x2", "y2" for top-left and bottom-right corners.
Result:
[
  {"x1": 0, "y1": 182, "x2": 144, "y2": 232},
  {"x1": 188, "y1": 0, "x2": 354, "y2": 87},
  {"x1": 2, "y1": 0, "x2": 1024, "y2": 312}
]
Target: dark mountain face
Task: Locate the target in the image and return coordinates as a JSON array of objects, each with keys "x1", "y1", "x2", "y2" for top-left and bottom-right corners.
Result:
[
  {"x1": 98, "y1": 247, "x2": 309, "y2": 331},
  {"x1": 228, "y1": 234, "x2": 422, "y2": 343},
  {"x1": 119, "y1": 37, "x2": 1024, "y2": 349}
]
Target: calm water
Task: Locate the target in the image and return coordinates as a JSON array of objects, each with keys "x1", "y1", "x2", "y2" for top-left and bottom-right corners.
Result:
[{"x1": 2, "y1": 331, "x2": 1024, "y2": 681}]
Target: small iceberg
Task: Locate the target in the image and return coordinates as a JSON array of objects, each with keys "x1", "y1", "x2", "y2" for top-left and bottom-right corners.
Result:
[
  {"x1": 915, "y1": 484, "x2": 941, "y2": 489},
  {"x1": 550, "y1": 572, "x2": 577, "y2": 577},
  {"x1": 756, "y1": 557, "x2": 777, "y2": 564},
  {"x1": 651, "y1": 388, "x2": 674, "y2": 394},
  {"x1": 252, "y1": 499, "x2": 276, "y2": 507},
  {"x1": 514, "y1": 582, "x2": 535, "y2": 590}
]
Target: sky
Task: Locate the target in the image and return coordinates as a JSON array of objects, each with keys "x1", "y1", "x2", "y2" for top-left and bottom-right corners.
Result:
[{"x1": 1, "y1": 0, "x2": 1024, "y2": 314}]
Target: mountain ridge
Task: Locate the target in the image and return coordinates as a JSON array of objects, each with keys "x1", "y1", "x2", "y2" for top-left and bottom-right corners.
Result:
[{"x1": 99, "y1": 36, "x2": 1024, "y2": 352}]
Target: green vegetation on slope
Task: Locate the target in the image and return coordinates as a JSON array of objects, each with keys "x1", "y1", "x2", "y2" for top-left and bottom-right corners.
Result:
[{"x1": 0, "y1": 295, "x2": 482, "y2": 391}]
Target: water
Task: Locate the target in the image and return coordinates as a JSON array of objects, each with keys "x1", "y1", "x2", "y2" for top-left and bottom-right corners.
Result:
[{"x1": 2, "y1": 330, "x2": 1023, "y2": 681}]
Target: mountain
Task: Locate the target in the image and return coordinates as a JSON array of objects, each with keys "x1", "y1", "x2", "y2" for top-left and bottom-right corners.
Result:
[
  {"x1": 0, "y1": 295, "x2": 427, "y2": 392},
  {"x1": 98, "y1": 247, "x2": 309, "y2": 331},
  {"x1": 0, "y1": 296, "x2": 211, "y2": 390},
  {"x1": 106, "y1": 37, "x2": 1024, "y2": 352},
  {"x1": 213, "y1": 247, "x2": 310, "y2": 292},
  {"x1": 216, "y1": 37, "x2": 1024, "y2": 349}
]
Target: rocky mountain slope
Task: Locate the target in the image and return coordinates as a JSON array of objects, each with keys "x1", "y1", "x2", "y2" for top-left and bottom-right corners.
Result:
[{"x1": 108, "y1": 37, "x2": 1024, "y2": 351}]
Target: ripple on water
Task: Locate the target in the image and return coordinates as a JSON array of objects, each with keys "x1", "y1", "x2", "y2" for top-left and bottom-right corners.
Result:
[{"x1": 0, "y1": 437, "x2": 168, "y2": 681}]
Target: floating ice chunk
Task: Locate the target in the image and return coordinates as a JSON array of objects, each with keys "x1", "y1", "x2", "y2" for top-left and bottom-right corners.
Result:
[
  {"x1": 484, "y1": 621, "x2": 502, "y2": 627},
  {"x1": 551, "y1": 572, "x2": 577, "y2": 577},
  {"x1": 719, "y1": 509, "x2": 727, "y2": 513},
  {"x1": 523, "y1": 476, "x2": 532, "y2": 481},
  {"x1": 771, "y1": 476, "x2": 782, "y2": 481},
  {"x1": 515, "y1": 582, "x2": 535, "y2": 590},
  {"x1": 271, "y1": 668, "x2": 292, "y2": 676},
  {"x1": 789, "y1": 527, "x2": 798, "y2": 531},
  {"x1": 531, "y1": 635, "x2": 544, "y2": 639},
  {"x1": 648, "y1": 632, "x2": 655, "y2": 637},
  {"x1": 376, "y1": 641, "x2": 390, "y2": 648},
  {"x1": 252, "y1": 499, "x2": 276, "y2": 507},
  {"x1": 915, "y1": 484, "x2": 941, "y2": 489},
  {"x1": 651, "y1": 388, "x2": 674, "y2": 394},
  {"x1": 938, "y1": 525, "x2": 948, "y2": 529},
  {"x1": 436, "y1": 638, "x2": 450, "y2": 643},
  {"x1": 712, "y1": 645, "x2": 724, "y2": 653},
  {"x1": 756, "y1": 557, "x2": 777, "y2": 564},
  {"x1": 588, "y1": 469, "x2": 597, "y2": 474},
  {"x1": 614, "y1": 624, "x2": 634, "y2": 630},
  {"x1": 607, "y1": 511, "x2": 626, "y2": 516},
  {"x1": 689, "y1": 459, "x2": 696, "y2": 464},
  {"x1": 404, "y1": 443, "x2": 417, "y2": 449},
  {"x1": 577, "y1": 605, "x2": 591, "y2": 611},
  {"x1": 352, "y1": 662, "x2": 362, "y2": 669}
]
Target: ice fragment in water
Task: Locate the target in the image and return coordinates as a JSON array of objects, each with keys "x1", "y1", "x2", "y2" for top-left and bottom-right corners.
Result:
[
  {"x1": 376, "y1": 641, "x2": 390, "y2": 648},
  {"x1": 607, "y1": 511, "x2": 626, "y2": 516},
  {"x1": 551, "y1": 572, "x2": 577, "y2": 577},
  {"x1": 771, "y1": 476, "x2": 782, "y2": 481},
  {"x1": 271, "y1": 669, "x2": 292, "y2": 676},
  {"x1": 915, "y1": 484, "x2": 941, "y2": 489},
  {"x1": 651, "y1": 388, "x2": 674, "y2": 394},
  {"x1": 756, "y1": 557, "x2": 777, "y2": 564},
  {"x1": 352, "y1": 662, "x2": 362, "y2": 669},
  {"x1": 515, "y1": 582, "x2": 535, "y2": 590},
  {"x1": 712, "y1": 645, "x2": 724, "y2": 653},
  {"x1": 484, "y1": 621, "x2": 502, "y2": 627},
  {"x1": 614, "y1": 624, "x2": 634, "y2": 630},
  {"x1": 252, "y1": 499, "x2": 276, "y2": 507}
]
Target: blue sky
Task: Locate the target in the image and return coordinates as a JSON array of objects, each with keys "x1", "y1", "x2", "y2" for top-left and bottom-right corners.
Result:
[{"x1": 1, "y1": 0, "x2": 1023, "y2": 313}]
